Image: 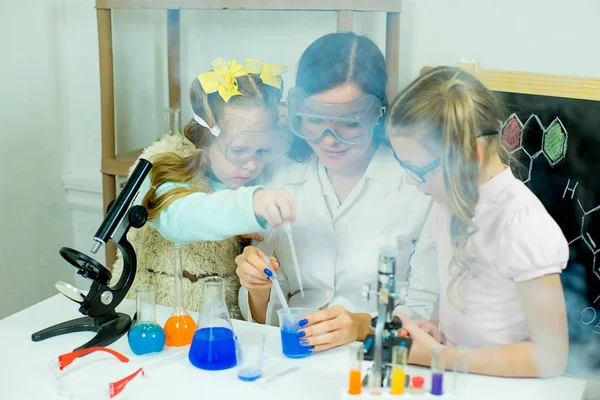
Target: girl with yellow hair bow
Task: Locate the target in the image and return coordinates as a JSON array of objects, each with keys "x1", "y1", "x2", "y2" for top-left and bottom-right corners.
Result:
[{"x1": 111, "y1": 58, "x2": 293, "y2": 318}]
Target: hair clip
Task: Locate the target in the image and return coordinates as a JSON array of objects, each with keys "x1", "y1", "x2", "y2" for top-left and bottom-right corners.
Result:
[
  {"x1": 197, "y1": 58, "x2": 247, "y2": 103},
  {"x1": 244, "y1": 59, "x2": 287, "y2": 90},
  {"x1": 192, "y1": 113, "x2": 221, "y2": 137}
]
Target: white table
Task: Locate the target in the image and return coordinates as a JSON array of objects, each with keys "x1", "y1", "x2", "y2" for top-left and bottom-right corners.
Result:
[{"x1": 0, "y1": 295, "x2": 587, "y2": 400}]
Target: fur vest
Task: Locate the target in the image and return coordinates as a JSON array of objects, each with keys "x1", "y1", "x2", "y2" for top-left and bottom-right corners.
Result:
[{"x1": 110, "y1": 135, "x2": 242, "y2": 319}]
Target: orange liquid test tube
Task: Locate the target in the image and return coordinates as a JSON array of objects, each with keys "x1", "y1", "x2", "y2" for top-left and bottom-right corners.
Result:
[{"x1": 348, "y1": 342, "x2": 363, "y2": 395}]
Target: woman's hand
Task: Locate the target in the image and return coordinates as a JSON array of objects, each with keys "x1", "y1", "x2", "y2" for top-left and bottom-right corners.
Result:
[
  {"x1": 234, "y1": 246, "x2": 278, "y2": 292},
  {"x1": 296, "y1": 306, "x2": 372, "y2": 352},
  {"x1": 239, "y1": 233, "x2": 264, "y2": 243},
  {"x1": 398, "y1": 319, "x2": 442, "y2": 343},
  {"x1": 253, "y1": 189, "x2": 296, "y2": 229},
  {"x1": 396, "y1": 313, "x2": 442, "y2": 366}
]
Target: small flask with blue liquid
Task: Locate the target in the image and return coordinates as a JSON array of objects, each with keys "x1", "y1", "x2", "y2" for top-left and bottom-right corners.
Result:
[
  {"x1": 128, "y1": 284, "x2": 166, "y2": 355},
  {"x1": 188, "y1": 276, "x2": 237, "y2": 370}
]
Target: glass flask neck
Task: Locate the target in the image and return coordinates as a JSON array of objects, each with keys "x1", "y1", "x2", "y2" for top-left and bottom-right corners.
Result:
[
  {"x1": 173, "y1": 244, "x2": 184, "y2": 309},
  {"x1": 197, "y1": 276, "x2": 231, "y2": 330},
  {"x1": 136, "y1": 284, "x2": 157, "y2": 323},
  {"x1": 163, "y1": 107, "x2": 182, "y2": 136},
  {"x1": 203, "y1": 277, "x2": 225, "y2": 303}
]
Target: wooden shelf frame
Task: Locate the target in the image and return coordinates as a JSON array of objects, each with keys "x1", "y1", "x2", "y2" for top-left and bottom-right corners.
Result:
[
  {"x1": 96, "y1": 0, "x2": 402, "y2": 11},
  {"x1": 457, "y1": 62, "x2": 600, "y2": 101},
  {"x1": 96, "y1": 0, "x2": 402, "y2": 266}
]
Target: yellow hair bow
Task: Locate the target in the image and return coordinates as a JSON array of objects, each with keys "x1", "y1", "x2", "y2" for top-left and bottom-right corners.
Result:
[
  {"x1": 244, "y1": 59, "x2": 287, "y2": 90},
  {"x1": 197, "y1": 58, "x2": 248, "y2": 103}
]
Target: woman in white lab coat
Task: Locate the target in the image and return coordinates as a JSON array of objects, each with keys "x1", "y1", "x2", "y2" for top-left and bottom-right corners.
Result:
[{"x1": 235, "y1": 32, "x2": 439, "y2": 352}]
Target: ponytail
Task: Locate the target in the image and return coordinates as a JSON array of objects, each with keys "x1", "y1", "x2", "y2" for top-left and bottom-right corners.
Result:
[
  {"x1": 141, "y1": 121, "x2": 209, "y2": 221},
  {"x1": 441, "y1": 79, "x2": 481, "y2": 310}
]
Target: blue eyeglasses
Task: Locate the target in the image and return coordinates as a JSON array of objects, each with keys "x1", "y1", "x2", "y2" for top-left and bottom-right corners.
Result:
[
  {"x1": 394, "y1": 153, "x2": 440, "y2": 183},
  {"x1": 393, "y1": 130, "x2": 498, "y2": 183}
]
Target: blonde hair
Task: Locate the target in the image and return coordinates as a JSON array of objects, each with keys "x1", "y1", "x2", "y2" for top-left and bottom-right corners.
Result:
[
  {"x1": 142, "y1": 73, "x2": 282, "y2": 221},
  {"x1": 387, "y1": 66, "x2": 511, "y2": 309}
]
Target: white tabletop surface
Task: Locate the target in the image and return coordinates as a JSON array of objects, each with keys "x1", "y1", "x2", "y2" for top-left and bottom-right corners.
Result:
[{"x1": 0, "y1": 294, "x2": 587, "y2": 400}]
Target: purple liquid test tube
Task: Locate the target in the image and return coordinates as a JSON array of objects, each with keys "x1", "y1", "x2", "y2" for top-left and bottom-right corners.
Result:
[
  {"x1": 431, "y1": 372, "x2": 443, "y2": 395},
  {"x1": 430, "y1": 345, "x2": 445, "y2": 396}
]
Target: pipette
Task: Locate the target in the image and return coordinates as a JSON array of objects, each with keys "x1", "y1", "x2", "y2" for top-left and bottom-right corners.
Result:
[
  {"x1": 283, "y1": 222, "x2": 304, "y2": 297},
  {"x1": 256, "y1": 365, "x2": 300, "y2": 388},
  {"x1": 262, "y1": 255, "x2": 293, "y2": 322}
]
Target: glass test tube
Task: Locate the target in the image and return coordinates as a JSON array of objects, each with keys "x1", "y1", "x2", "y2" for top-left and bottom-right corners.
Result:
[
  {"x1": 430, "y1": 345, "x2": 445, "y2": 396},
  {"x1": 173, "y1": 108, "x2": 181, "y2": 135},
  {"x1": 411, "y1": 376, "x2": 425, "y2": 395},
  {"x1": 348, "y1": 342, "x2": 363, "y2": 395},
  {"x1": 163, "y1": 108, "x2": 174, "y2": 137},
  {"x1": 390, "y1": 345, "x2": 407, "y2": 395},
  {"x1": 452, "y1": 346, "x2": 469, "y2": 396}
]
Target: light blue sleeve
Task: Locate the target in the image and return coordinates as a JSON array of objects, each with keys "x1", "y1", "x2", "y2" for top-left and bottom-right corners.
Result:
[{"x1": 135, "y1": 176, "x2": 267, "y2": 244}]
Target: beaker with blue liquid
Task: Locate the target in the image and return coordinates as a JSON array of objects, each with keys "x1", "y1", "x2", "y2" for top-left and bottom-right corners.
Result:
[
  {"x1": 188, "y1": 277, "x2": 237, "y2": 370},
  {"x1": 128, "y1": 284, "x2": 166, "y2": 355},
  {"x1": 278, "y1": 307, "x2": 315, "y2": 358}
]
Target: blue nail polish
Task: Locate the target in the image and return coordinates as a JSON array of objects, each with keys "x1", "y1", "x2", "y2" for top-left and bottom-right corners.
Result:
[
  {"x1": 307, "y1": 346, "x2": 315, "y2": 350},
  {"x1": 299, "y1": 339, "x2": 309, "y2": 345},
  {"x1": 296, "y1": 331, "x2": 306, "y2": 338},
  {"x1": 263, "y1": 268, "x2": 272, "y2": 277},
  {"x1": 298, "y1": 319, "x2": 308, "y2": 327}
]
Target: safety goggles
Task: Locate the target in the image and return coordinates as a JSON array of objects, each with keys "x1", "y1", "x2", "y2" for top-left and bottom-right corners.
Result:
[
  {"x1": 49, "y1": 347, "x2": 145, "y2": 399},
  {"x1": 393, "y1": 131, "x2": 499, "y2": 183},
  {"x1": 287, "y1": 87, "x2": 384, "y2": 146},
  {"x1": 194, "y1": 113, "x2": 293, "y2": 164},
  {"x1": 49, "y1": 346, "x2": 187, "y2": 399}
]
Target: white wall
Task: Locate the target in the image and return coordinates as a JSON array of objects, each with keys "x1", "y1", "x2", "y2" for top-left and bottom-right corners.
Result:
[
  {"x1": 0, "y1": 0, "x2": 73, "y2": 318},
  {"x1": 397, "y1": 0, "x2": 600, "y2": 86}
]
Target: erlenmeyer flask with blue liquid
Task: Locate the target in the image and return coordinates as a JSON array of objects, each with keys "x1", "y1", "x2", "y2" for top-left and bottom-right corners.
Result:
[
  {"x1": 128, "y1": 284, "x2": 166, "y2": 355},
  {"x1": 188, "y1": 276, "x2": 236, "y2": 370}
]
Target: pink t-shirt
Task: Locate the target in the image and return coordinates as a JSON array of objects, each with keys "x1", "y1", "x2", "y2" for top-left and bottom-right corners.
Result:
[{"x1": 431, "y1": 167, "x2": 569, "y2": 348}]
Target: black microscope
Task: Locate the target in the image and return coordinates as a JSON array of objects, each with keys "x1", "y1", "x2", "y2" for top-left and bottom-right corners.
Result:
[
  {"x1": 31, "y1": 159, "x2": 152, "y2": 351},
  {"x1": 362, "y1": 246, "x2": 413, "y2": 388}
]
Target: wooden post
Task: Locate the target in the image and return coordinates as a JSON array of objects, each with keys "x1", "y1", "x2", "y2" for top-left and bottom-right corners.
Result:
[
  {"x1": 97, "y1": 9, "x2": 118, "y2": 269},
  {"x1": 385, "y1": 11, "x2": 400, "y2": 102},
  {"x1": 336, "y1": 10, "x2": 353, "y2": 32},
  {"x1": 167, "y1": 9, "x2": 181, "y2": 109}
]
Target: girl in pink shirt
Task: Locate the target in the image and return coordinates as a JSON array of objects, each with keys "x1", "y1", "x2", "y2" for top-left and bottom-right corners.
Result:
[{"x1": 387, "y1": 66, "x2": 569, "y2": 377}]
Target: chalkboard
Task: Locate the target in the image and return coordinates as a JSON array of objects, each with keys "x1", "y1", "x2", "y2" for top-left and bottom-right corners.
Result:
[{"x1": 495, "y1": 91, "x2": 600, "y2": 377}]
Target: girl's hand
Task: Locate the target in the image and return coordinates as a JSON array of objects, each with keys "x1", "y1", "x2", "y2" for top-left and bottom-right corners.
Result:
[
  {"x1": 234, "y1": 246, "x2": 279, "y2": 292},
  {"x1": 296, "y1": 306, "x2": 372, "y2": 352},
  {"x1": 396, "y1": 312, "x2": 441, "y2": 366},
  {"x1": 398, "y1": 319, "x2": 442, "y2": 343},
  {"x1": 252, "y1": 189, "x2": 296, "y2": 229}
]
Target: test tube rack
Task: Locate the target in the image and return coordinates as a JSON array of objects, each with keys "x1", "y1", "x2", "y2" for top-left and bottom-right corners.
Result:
[{"x1": 340, "y1": 389, "x2": 470, "y2": 399}]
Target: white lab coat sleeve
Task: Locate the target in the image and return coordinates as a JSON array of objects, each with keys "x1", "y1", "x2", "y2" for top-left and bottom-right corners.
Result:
[
  {"x1": 238, "y1": 287, "x2": 255, "y2": 322},
  {"x1": 394, "y1": 203, "x2": 440, "y2": 320}
]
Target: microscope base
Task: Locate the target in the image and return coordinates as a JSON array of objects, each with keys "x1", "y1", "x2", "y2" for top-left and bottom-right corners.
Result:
[
  {"x1": 31, "y1": 310, "x2": 131, "y2": 351},
  {"x1": 363, "y1": 334, "x2": 412, "y2": 362}
]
